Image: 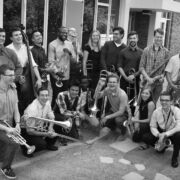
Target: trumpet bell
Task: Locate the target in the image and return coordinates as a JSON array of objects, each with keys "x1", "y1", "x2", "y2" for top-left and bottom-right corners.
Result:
[{"x1": 27, "y1": 145, "x2": 36, "y2": 155}]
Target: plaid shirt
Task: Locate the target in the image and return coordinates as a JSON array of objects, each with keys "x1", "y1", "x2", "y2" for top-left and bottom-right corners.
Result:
[
  {"x1": 56, "y1": 91, "x2": 81, "y2": 114},
  {"x1": 139, "y1": 45, "x2": 170, "y2": 77}
]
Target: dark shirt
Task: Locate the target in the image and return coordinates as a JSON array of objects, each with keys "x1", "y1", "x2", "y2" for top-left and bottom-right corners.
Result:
[
  {"x1": 118, "y1": 47, "x2": 143, "y2": 75},
  {"x1": 31, "y1": 44, "x2": 48, "y2": 76},
  {"x1": 0, "y1": 46, "x2": 22, "y2": 77},
  {"x1": 84, "y1": 45, "x2": 101, "y2": 72},
  {"x1": 101, "y1": 41, "x2": 126, "y2": 70}
]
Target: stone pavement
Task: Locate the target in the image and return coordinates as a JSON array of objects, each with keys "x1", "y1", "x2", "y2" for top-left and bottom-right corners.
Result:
[{"x1": 0, "y1": 129, "x2": 180, "y2": 180}]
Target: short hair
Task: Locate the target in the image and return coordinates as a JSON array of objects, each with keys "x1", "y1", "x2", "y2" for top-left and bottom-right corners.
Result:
[
  {"x1": 37, "y1": 87, "x2": 48, "y2": 96},
  {"x1": 0, "y1": 28, "x2": 5, "y2": 33},
  {"x1": 58, "y1": 26, "x2": 68, "y2": 33},
  {"x1": 31, "y1": 29, "x2": 41, "y2": 39},
  {"x1": 68, "y1": 79, "x2": 80, "y2": 89},
  {"x1": 107, "y1": 73, "x2": 120, "y2": 83},
  {"x1": 113, "y1": 27, "x2": 124, "y2": 37},
  {"x1": 128, "y1": 31, "x2": 138, "y2": 39},
  {"x1": 154, "y1": 28, "x2": 164, "y2": 36},
  {"x1": 9, "y1": 27, "x2": 21, "y2": 37},
  {"x1": 160, "y1": 91, "x2": 173, "y2": 100},
  {"x1": 0, "y1": 64, "x2": 14, "y2": 75}
]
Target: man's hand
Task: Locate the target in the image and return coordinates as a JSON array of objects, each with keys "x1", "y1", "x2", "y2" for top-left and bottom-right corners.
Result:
[
  {"x1": 147, "y1": 77, "x2": 154, "y2": 85},
  {"x1": 6, "y1": 127, "x2": 18, "y2": 136},
  {"x1": 15, "y1": 123, "x2": 21, "y2": 133},
  {"x1": 35, "y1": 79, "x2": 42, "y2": 89},
  {"x1": 47, "y1": 131, "x2": 57, "y2": 138},
  {"x1": 158, "y1": 132, "x2": 166, "y2": 143},
  {"x1": 101, "y1": 116, "x2": 108, "y2": 126},
  {"x1": 126, "y1": 75, "x2": 135, "y2": 84}
]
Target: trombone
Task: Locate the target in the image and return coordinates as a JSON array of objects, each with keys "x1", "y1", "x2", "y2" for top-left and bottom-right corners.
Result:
[{"x1": 3, "y1": 121, "x2": 35, "y2": 155}]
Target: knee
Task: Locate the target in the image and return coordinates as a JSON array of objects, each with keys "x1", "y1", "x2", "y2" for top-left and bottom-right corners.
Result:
[
  {"x1": 89, "y1": 117, "x2": 99, "y2": 127},
  {"x1": 100, "y1": 127, "x2": 111, "y2": 137}
]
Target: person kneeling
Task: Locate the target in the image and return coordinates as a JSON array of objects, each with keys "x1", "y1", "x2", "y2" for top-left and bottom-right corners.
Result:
[
  {"x1": 21, "y1": 87, "x2": 58, "y2": 157},
  {"x1": 143, "y1": 92, "x2": 180, "y2": 168}
]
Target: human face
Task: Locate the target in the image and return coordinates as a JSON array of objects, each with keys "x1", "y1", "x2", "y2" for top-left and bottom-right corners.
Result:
[
  {"x1": 141, "y1": 89, "x2": 151, "y2": 101},
  {"x1": 154, "y1": 32, "x2": 163, "y2": 47},
  {"x1": 0, "y1": 32, "x2": 6, "y2": 45},
  {"x1": 128, "y1": 34, "x2": 138, "y2": 48},
  {"x1": 32, "y1": 31, "x2": 42, "y2": 45},
  {"x1": 58, "y1": 28, "x2": 68, "y2": 42},
  {"x1": 1, "y1": 69, "x2": 15, "y2": 85},
  {"x1": 69, "y1": 86, "x2": 79, "y2": 99},
  {"x1": 91, "y1": 32, "x2": 100, "y2": 44},
  {"x1": 160, "y1": 95, "x2": 171, "y2": 110},
  {"x1": 38, "y1": 90, "x2": 49, "y2": 106},
  {"x1": 11, "y1": 31, "x2": 23, "y2": 44},
  {"x1": 113, "y1": 30, "x2": 123, "y2": 43},
  {"x1": 107, "y1": 77, "x2": 118, "y2": 91}
]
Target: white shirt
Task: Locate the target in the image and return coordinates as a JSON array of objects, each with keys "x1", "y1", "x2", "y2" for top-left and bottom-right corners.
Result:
[{"x1": 7, "y1": 43, "x2": 37, "y2": 68}]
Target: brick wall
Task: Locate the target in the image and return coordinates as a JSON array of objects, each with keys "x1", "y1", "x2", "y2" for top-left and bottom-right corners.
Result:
[{"x1": 168, "y1": 12, "x2": 180, "y2": 56}]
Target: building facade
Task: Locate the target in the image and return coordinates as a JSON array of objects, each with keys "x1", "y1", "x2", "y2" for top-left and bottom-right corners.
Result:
[{"x1": 0, "y1": 0, "x2": 180, "y2": 53}]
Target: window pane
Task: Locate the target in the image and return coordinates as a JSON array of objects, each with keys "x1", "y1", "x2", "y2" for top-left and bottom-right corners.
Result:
[
  {"x1": 26, "y1": 0, "x2": 45, "y2": 45},
  {"x1": 97, "y1": 5, "x2": 108, "y2": 34},
  {"x1": 48, "y1": 0, "x2": 64, "y2": 44},
  {"x1": 3, "y1": 0, "x2": 21, "y2": 45},
  {"x1": 98, "y1": 0, "x2": 109, "y2": 3},
  {"x1": 110, "y1": 0, "x2": 120, "y2": 34}
]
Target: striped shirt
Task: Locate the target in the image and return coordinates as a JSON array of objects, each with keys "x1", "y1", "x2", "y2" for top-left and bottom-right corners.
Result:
[{"x1": 139, "y1": 45, "x2": 170, "y2": 77}]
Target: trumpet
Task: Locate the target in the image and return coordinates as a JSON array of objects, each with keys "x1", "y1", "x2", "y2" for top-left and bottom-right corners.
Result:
[
  {"x1": 155, "y1": 136, "x2": 172, "y2": 152},
  {"x1": 3, "y1": 121, "x2": 35, "y2": 155},
  {"x1": 28, "y1": 116, "x2": 72, "y2": 131}
]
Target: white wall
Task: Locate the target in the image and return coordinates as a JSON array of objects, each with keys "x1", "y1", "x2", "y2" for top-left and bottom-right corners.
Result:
[{"x1": 0, "y1": 0, "x2": 3, "y2": 27}]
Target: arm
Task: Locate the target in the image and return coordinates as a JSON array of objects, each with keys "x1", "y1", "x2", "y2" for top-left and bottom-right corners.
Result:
[
  {"x1": 82, "y1": 50, "x2": 89, "y2": 76},
  {"x1": 48, "y1": 43, "x2": 56, "y2": 62},
  {"x1": 33, "y1": 66, "x2": 42, "y2": 88},
  {"x1": 100, "y1": 43, "x2": 108, "y2": 70},
  {"x1": 150, "y1": 111, "x2": 160, "y2": 137}
]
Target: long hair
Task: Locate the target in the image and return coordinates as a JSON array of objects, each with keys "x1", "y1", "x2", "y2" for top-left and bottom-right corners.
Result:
[{"x1": 87, "y1": 30, "x2": 101, "y2": 51}]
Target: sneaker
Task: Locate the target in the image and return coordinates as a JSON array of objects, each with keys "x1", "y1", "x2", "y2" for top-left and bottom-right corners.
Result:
[
  {"x1": 1, "y1": 167, "x2": 16, "y2": 179},
  {"x1": 47, "y1": 145, "x2": 58, "y2": 151}
]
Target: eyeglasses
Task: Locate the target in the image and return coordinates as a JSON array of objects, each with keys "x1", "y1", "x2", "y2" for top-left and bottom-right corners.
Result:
[{"x1": 160, "y1": 99, "x2": 171, "y2": 102}]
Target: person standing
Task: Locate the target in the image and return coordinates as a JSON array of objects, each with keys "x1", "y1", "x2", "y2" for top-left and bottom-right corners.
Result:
[
  {"x1": 48, "y1": 26, "x2": 76, "y2": 107},
  {"x1": 31, "y1": 30, "x2": 49, "y2": 88},
  {"x1": 0, "y1": 28, "x2": 23, "y2": 82},
  {"x1": 118, "y1": 31, "x2": 142, "y2": 106},
  {"x1": 83, "y1": 30, "x2": 101, "y2": 89},
  {"x1": 7, "y1": 27, "x2": 42, "y2": 115},
  {"x1": 0, "y1": 64, "x2": 20, "y2": 179},
  {"x1": 101, "y1": 27, "x2": 126, "y2": 72},
  {"x1": 139, "y1": 28, "x2": 170, "y2": 103}
]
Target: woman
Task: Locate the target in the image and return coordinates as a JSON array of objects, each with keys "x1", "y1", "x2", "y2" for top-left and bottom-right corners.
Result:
[
  {"x1": 83, "y1": 30, "x2": 101, "y2": 90},
  {"x1": 132, "y1": 87, "x2": 155, "y2": 149}
]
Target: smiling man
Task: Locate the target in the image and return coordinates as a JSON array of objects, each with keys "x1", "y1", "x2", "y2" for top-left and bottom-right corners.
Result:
[
  {"x1": 101, "y1": 27, "x2": 127, "y2": 72},
  {"x1": 97, "y1": 73, "x2": 129, "y2": 140},
  {"x1": 143, "y1": 91, "x2": 180, "y2": 168},
  {"x1": 118, "y1": 31, "x2": 142, "y2": 107}
]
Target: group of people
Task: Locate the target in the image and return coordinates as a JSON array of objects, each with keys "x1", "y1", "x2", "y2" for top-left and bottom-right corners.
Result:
[{"x1": 0, "y1": 24, "x2": 180, "y2": 179}]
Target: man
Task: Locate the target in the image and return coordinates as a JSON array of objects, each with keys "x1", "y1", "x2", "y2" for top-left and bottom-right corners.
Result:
[
  {"x1": 31, "y1": 30, "x2": 48, "y2": 88},
  {"x1": 101, "y1": 27, "x2": 126, "y2": 72},
  {"x1": 97, "y1": 74, "x2": 129, "y2": 139},
  {"x1": 7, "y1": 27, "x2": 42, "y2": 115},
  {"x1": 48, "y1": 26, "x2": 76, "y2": 107},
  {"x1": 0, "y1": 64, "x2": 20, "y2": 179},
  {"x1": 0, "y1": 28, "x2": 23, "y2": 82},
  {"x1": 22, "y1": 87, "x2": 58, "y2": 157},
  {"x1": 139, "y1": 28, "x2": 170, "y2": 103},
  {"x1": 118, "y1": 31, "x2": 142, "y2": 108},
  {"x1": 143, "y1": 92, "x2": 180, "y2": 168},
  {"x1": 53, "y1": 80, "x2": 82, "y2": 140}
]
